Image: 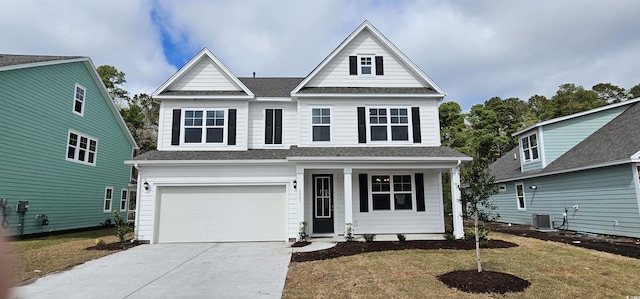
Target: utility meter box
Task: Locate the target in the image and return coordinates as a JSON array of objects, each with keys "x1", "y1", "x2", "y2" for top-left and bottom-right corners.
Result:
[{"x1": 16, "y1": 201, "x2": 29, "y2": 213}]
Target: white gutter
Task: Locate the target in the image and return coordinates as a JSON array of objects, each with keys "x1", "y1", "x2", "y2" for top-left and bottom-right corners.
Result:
[
  {"x1": 286, "y1": 156, "x2": 473, "y2": 162},
  {"x1": 291, "y1": 93, "x2": 443, "y2": 99},
  {"x1": 152, "y1": 95, "x2": 254, "y2": 100},
  {"x1": 124, "y1": 159, "x2": 292, "y2": 166}
]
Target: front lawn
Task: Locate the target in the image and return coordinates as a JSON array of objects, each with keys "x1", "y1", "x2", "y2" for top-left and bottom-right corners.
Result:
[
  {"x1": 9, "y1": 228, "x2": 130, "y2": 284},
  {"x1": 283, "y1": 233, "x2": 640, "y2": 298}
]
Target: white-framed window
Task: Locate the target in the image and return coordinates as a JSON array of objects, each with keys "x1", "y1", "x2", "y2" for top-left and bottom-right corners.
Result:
[
  {"x1": 73, "y1": 84, "x2": 86, "y2": 116},
  {"x1": 120, "y1": 189, "x2": 128, "y2": 211},
  {"x1": 368, "y1": 108, "x2": 411, "y2": 142},
  {"x1": 359, "y1": 55, "x2": 374, "y2": 75},
  {"x1": 104, "y1": 187, "x2": 113, "y2": 213},
  {"x1": 498, "y1": 184, "x2": 507, "y2": 192},
  {"x1": 66, "y1": 130, "x2": 97, "y2": 166},
  {"x1": 311, "y1": 108, "x2": 331, "y2": 142},
  {"x1": 370, "y1": 174, "x2": 414, "y2": 211},
  {"x1": 183, "y1": 109, "x2": 226, "y2": 144},
  {"x1": 521, "y1": 133, "x2": 539, "y2": 162},
  {"x1": 515, "y1": 183, "x2": 526, "y2": 211}
]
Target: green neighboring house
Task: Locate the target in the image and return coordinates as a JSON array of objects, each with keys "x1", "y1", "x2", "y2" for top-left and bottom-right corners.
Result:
[
  {"x1": 0, "y1": 54, "x2": 137, "y2": 237},
  {"x1": 489, "y1": 98, "x2": 640, "y2": 238}
]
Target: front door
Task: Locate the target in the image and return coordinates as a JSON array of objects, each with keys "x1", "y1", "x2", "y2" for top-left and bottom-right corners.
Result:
[{"x1": 312, "y1": 174, "x2": 334, "y2": 234}]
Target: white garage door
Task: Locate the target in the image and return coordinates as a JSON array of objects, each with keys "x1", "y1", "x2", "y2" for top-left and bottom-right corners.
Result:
[{"x1": 157, "y1": 185, "x2": 286, "y2": 243}]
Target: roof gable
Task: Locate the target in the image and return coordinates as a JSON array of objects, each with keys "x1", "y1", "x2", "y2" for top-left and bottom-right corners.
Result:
[
  {"x1": 153, "y1": 48, "x2": 253, "y2": 98},
  {"x1": 292, "y1": 20, "x2": 445, "y2": 96}
]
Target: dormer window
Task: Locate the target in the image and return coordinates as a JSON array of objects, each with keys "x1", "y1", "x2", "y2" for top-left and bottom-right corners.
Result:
[
  {"x1": 521, "y1": 133, "x2": 539, "y2": 162},
  {"x1": 360, "y1": 56, "x2": 373, "y2": 75}
]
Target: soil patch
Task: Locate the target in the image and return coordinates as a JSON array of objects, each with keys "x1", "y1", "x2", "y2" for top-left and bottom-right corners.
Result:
[
  {"x1": 490, "y1": 223, "x2": 640, "y2": 259},
  {"x1": 291, "y1": 239, "x2": 517, "y2": 262},
  {"x1": 291, "y1": 241, "x2": 311, "y2": 248},
  {"x1": 86, "y1": 241, "x2": 140, "y2": 251},
  {"x1": 437, "y1": 270, "x2": 530, "y2": 294}
]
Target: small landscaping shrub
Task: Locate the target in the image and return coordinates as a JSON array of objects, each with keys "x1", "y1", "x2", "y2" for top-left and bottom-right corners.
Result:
[
  {"x1": 444, "y1": 231, "x2": 456, "y2": 241},
  {"x1": 113, "y1": 211, "x2": 133, "y2": 243},
  {"x1": 363, "y1": 234, "x2": 376, "y2": 242},
  {"x1": 396, "y1": 234, "x2": 406, "y2": 242},
  {"x1": 345, "y1": 223, "x2": 355, "y2": 242},
  {"x1": 95, "y1": 238, "x2": 105, "y2": 248},
  {"x1": 298, "y1": 221, "x2": 308, "y2": 242}
]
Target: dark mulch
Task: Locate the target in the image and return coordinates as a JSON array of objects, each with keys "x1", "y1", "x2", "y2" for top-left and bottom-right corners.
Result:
[
  {"x1": 291, "y1": 241, "x2": 311, "y2": 248},
  {"x1": 291, "y1": 239, "x2": 517, "y2": 262},
  {"x1": 86, "y1": 241, "x2": 140, "y2": 251},
  {"x1": 438, "y1": 270, "x2": 531, "y2": 294},
  {"x1": 491, "y1": 223, "x2": 640, "y2": 259}
]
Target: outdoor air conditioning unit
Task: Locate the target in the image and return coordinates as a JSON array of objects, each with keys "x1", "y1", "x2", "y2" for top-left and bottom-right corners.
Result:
[{"x1": 532, "y1": 213, "x2": 555, "y2": 231}]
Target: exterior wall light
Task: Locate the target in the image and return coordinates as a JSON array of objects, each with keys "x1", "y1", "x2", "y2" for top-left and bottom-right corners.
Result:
[
  {"x1": 529, "y1": 185, "x2": 537, "y2": 189},
  {"x1": 143, "y1": 181, "x2": 149, "y2": 191},
  {"x1": 293, "y1": 180, "x2": 297, "y2": 189}
]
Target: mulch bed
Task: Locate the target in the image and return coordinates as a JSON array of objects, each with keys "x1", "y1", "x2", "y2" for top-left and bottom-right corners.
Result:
[
  {"x1": 86, "y1": 241, "x2": 140, "y2": 251},
  {"x1": 291, "y1": 239, "x2": 517, "y2": 262},
  {"x1": 491, "y1": 223, "x2": 640, "y2": 259},
  {"x1": 438, "y1": 270, "x2": 531, "y2": 294},
  {"x1": 291, "y1": 241, "x2": 311, "y2": 248}
]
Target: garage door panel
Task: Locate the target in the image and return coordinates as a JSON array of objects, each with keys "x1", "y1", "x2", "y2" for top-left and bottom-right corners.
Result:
[{"x1": 157, "y1": 185, "x2": 285, "y2": 242}]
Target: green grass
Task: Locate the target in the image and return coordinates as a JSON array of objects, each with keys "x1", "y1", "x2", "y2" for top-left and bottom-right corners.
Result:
[{"x1": 13, "y1": 228, "x2": 116, "y2": 252}]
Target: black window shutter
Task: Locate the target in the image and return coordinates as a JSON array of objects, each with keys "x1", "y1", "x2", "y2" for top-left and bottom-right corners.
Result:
[
  {"x1": 349, "y1": 56, "x2": 357, "y2": 75},
  {"x1": 171, "y1": 109, "x2": 181, "y2": 145},
  {"x1": 415, "y1": 173, "x2": 425, "y2": 212},
  {"x1": 265, "y1": 109, "x2": 274, "y2": 144},
  {"x1": 411, "y1": 107, "x2": 421, "y2": 143},
  {"x1": 227, "y1": 109, "x2": 236, "y2": 145},
  {"x1": 375, "y1": 56, "x2": 384, "y2": 75},
  {"x1": 359, "y1": 174, "x2": 369, "y2": 212},
  {"x1": 357, "y1": 107, "x2": 366, "y2": 143},
  {"x1": 274, "y1": 109, "x2": 283, "y2": 144}
]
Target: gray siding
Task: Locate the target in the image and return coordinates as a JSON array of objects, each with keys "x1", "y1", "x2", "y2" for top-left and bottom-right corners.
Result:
[
  {"x1": 491, "y1": 164, "x2": 640, "y2": 238},
  {"x1": 0, "y1": 61, "x2": 133, "y2": 236}
]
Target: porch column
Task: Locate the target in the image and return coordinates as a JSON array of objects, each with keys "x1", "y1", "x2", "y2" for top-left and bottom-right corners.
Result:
[
  {"x1": 296, "y1": 167, "x2": 305, "y2": 229},
  {"x1": 451, "y1": 165, "x2": 465, "y2": 239},
  {"x1": 343, "y1": 167, "x2": 353, "y2": 235}
]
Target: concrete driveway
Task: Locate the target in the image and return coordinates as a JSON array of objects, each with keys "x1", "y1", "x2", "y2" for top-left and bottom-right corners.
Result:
[{"x1": 12, "y1": 242, "x2": 291, "y2": 299}]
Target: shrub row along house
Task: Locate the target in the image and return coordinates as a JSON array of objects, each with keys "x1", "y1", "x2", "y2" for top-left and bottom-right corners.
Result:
[
  {"x1": 489, "y1": 98, "x2": 640, "y2": 238},
  {"x1": 0, "y1": 55, "x2": 137, "y2": 236},
  {"x1": 126, "y1": 21, "x2": 471, "y2": 243}
]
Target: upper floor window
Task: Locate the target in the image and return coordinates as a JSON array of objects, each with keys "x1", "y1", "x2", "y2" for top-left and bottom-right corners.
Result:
[
  {"x1": 184, "y1": 109, "x2": 225, "y2": 144},
  {"x1": 360, "y1": 56, "x2": 373, "y2": 75},
  {"x1": 371, "y1": 175, "x2": 413, "y2": 211},
  {"x1": 66, "y1": 130, "x2": 97, "y2": 166},
  {"x1": 312, "y1": 108, "x2": 331, "y2": 142},
  {"x1": 265, "y1": 109, "x2": 283, "y2": 145},
  {"x1": 349, "y1": 55, "x2": 384, "y2": 76},
  {"x1": 369, "y1": 108, "x2": 410, "y2": 142},
  {"x1": 73, "y1": 84, "x2": 86, "y2": 116},
  {"x1": 521, "y1": 133, "x2": 539, "y2": 162}
]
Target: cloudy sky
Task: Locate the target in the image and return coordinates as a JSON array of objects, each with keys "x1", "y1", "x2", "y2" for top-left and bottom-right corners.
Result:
[{"x1": 1, "y1": 0, "x2": 639, "y2": 111}]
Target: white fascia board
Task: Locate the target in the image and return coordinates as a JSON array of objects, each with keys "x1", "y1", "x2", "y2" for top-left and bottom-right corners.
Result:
[
  {"x1": 286, "y1": 156, "x2": 472, "y2": 162},
  {"x1": 0, "y1": 57, "x2": 88, "y2": 72},
  {"x1": 631, "y1": 150, "x2": 640, "y2": 160},
  {"x1": 253, "y1": 97, "x2": 293, "y2": 102},
  {"x1": 495, "y1": 159, "x2": 634, "y2": 183},
  {"x1": 292, "y1": 93, "x2": 444, "y2": 99},
  {"x1": 152, "y1": 95, "x2": 254, "y2": 100},
  {"x1": 512, "y1": 98, "x2": 640, "y2": 136},
  {"x1": 125, "y1": 159, "x2": 291, "y2": 166}
]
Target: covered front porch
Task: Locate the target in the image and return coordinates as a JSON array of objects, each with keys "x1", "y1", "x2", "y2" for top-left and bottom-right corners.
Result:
[{"x1": 291, "y1": 156, "x2": 468, "y2": 240}]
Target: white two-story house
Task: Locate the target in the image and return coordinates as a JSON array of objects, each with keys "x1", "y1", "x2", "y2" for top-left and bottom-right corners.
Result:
[{"x1": 126, "y1": 21, "x2": 470, "y2": 243}]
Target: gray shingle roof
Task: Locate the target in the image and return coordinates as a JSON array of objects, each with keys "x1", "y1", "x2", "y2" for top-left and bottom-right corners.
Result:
[
  {"x1": 490, "y1": 102, "x2": 640, "y2": 181},
  {"x1": 238, "y1": 77, "x2": 304, "y2": 97},
  {"x1": 0, "y1": 54, "x2": 84, "y2": 68},
  {"x1": 297, "y1": 87, "x2": 438, "y2": 94},
  {"x1": 157, "y1": 90, "x2": 248, "y2": 96},
  {"x1": 132, "y1": 146, "x2": 469, "y2": 162}
]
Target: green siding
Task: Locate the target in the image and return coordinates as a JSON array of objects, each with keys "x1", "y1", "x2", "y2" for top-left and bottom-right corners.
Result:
[
  {"x1": 522, "y1": 160, "x2": 542, "y2": 172},
  {"x1": 491, "y1": 164, "x2": 640, "y2": 238},
  {"x1": 542, "y1": 106, "x2": 626, "y2": 165},
  {"x1": 0, "y1": 61, "x2": 133, "y2": 236}
]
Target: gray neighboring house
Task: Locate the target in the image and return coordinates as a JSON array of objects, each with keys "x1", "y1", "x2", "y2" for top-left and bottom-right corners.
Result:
[{"x1": 489, "y1": 98, "x2": 640, "y2": 238}]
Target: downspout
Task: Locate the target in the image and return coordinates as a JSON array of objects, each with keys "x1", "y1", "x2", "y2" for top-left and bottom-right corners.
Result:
[{"x1": 133, "y1": 163, "x2": 142, "y2": 241}]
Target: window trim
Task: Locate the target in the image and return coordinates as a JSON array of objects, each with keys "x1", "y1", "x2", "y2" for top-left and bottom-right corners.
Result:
[
  {"x1": 120, "y1": 189, "x2": 128, "y2": 212},
  {"x1": 358, "y1": 54, "x2": 375, "y2": 76},
  {"x1": 366, "y1": 107, "x2": 413, "y2": 143},
  {"x1": 310, "y1": 107, "x2": 332, "y2": 143},
  {"x1": 73, "y1": 83, "x2": 86, "y2": 116},
  {"x1": 515, "y1": 182, "x2": 526, "y2": 211},
  {"x1": 104, "y1": 187, "x2": 113, "y2": 213},
  {"x1": 66, "y1": 130, "x2": 98, "y2": 166},
  {"x1": 520, "y1": 132, "x2": 540, "y2": 163},
  {"x1": 369, "y1": 173, "x2": 415, "y2": 212},
  {"x1": 264, "y1": 108, "x2": 284, "y2": 146},
  {"x1": 180, "y1": 108, "x2": 228, "y2": 146}
]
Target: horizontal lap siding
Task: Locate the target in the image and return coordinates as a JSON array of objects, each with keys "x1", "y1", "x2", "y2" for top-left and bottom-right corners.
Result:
[
  {"x1": 169, "y1": 58, "x2": 240, "y2": 91},
  {"x1": 493, "y1": 165, "x2": 640, "y2": 238},
  {"x1": 351, "y1": 170, "x2": 444, "y2": 234},
  {"x1": 157, "y1": 100, "x2": 248, "y2": 150},
  {"x1": 247, "y1": 102, "x2": 298, "y2": 149},
  {"x1": 0, "y1": 62, "x2": 132, "y2": 236},
  {"x1": 297, "y1": 98, "x2": 440, "y2": 147},
  {"x1": 307, "y1": 30, "x2": 423, "y2": 88}
]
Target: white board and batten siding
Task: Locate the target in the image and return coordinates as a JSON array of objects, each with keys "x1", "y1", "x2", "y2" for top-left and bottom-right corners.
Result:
[
  {"x1": 247, "y1": 101, "x2": 299, "y2": 149},
  {"x1": 297, "y1": 98, "x2": 441, "y2": 147},
  {"x1": 352, "y1": 170, "x2": 445, "y2": 234},
  {"x1": 307, "y1": 29, "x2": 423, "y2": 88},
  {"x1": 168, "y1": 57, "x2": 242, "y2": 91},
  {"x1": 157, "y1": 100, "x2": 249, "y2": 151}
]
